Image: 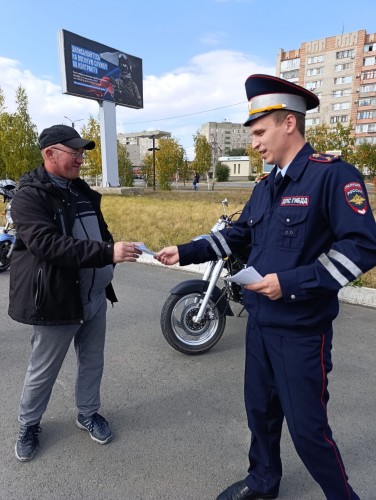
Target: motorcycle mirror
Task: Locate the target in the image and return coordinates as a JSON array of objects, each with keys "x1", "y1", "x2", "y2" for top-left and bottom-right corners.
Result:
[{"x1": 222, "y1": 198, "x2": 228, "y2": 206}]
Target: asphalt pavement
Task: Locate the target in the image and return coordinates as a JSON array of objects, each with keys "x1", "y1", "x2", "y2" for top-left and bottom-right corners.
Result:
[{"x1": 1, "y1": 263, "x2": 375, "y2": 500}]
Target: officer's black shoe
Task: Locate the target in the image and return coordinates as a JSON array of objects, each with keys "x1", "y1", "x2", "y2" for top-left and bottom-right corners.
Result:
[
  {"x1": 216, "y1": 480, "x2": 278, "y2": 500},
  {"x1": 15, "y1": 423, "x2": 42, "y2": 462}
]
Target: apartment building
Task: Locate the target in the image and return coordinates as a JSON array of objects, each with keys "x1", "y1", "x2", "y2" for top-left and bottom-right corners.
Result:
[
  {"x1": 117, "y1": 130, "x2": 171, "y2": 166},
  {"x1": 277, "y1": 29, "x2": 376, "y2": 145},
  {"x1": 200, "y1": 121, "x2": 252, "y2": 158}
]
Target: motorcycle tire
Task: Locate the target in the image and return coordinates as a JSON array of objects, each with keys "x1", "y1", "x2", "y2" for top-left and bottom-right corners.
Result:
[
  {"x1": 160, "y1": 290, "x2": 226, "y2": 355},
  {"x1": 0, "y1": 240, "x2": 12, "y2": 273}
]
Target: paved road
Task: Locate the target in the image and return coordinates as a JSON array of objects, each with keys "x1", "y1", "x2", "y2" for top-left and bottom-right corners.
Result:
[{"x1": 1, "y1": 263, "x2": 375, "y2": 500}]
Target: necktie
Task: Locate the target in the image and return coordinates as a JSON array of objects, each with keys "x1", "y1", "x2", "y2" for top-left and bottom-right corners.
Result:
[{"x1": 274, "y1": 171, "x2": 283, "y2": 186}]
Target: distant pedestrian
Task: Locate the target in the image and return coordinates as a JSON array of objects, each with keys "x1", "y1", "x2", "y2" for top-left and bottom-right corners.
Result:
[{"x1": 192, "y1": 170, "x2": 200, "y2": 191}]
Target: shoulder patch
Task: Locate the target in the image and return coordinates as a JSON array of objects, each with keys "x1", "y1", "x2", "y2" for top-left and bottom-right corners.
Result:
[
  {"x1": 309, "y1": 153, "x2": 341, "y2": 163},
  {"x1": 344, "y1": 182, "x2": 368, "y2": 215}
]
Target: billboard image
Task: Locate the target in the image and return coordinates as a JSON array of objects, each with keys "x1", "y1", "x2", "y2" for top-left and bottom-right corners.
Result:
[{"x1": 58, "y1": 29, "x2": 143, "y2": 109}]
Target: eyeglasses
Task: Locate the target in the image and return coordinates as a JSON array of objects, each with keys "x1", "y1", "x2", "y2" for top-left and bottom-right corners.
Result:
[{"x1": 51, "y1": 147, "x2": 87, "y2": 160}]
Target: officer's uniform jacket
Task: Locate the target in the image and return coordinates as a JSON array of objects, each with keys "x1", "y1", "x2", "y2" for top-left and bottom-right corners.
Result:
[{"x1": 178, "y1": 143, "x2": 376, "y2": 332}]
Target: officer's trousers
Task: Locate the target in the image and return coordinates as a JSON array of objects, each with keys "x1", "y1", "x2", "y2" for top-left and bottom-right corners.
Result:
[
  {"x1": 18, "y1": 296, "x2": 107, "y2": 426},
  {"x1": 243, "y1": 318, "x2": 359, "y2": 500}
]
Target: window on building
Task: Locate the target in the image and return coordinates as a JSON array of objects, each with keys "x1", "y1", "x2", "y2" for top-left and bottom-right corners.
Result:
[
  {"x1": 358, "y1": 97, "x2": 376, "y2": 106},
  {"x1": 355, "y1": 123, "x2": 376, "y2": 133},
  {"x1": 332, "y1": 89, "x2": 351, "y2": 98},
  {"x1": 332, "y1": 102, "x2": 350, "y2": 110},
  {"x1": 280, "y1": 58, "x2": 300, "y2": 70},
  {"x1": 362, "y1": 70, "x2": 376, "y2": 79},
  {"x1": 360, "y1": 83, "x2": 376, "y2": 93},
  {"x1": 356, "y1": 136, "x2": 376, "y2": 145},
  {"x1": 357, "y1": 110, "x2": 376, "y2": 119},
  {"x1": 364, "y1": 56, "x2": 376, "y2": 66},
  {"x1": 336, "y1": 49, "x2": 355, "y2": 59},
  {"x1": 306, "y1": 105, "x2": 320, "y2": 114},
  {"x1": 334, "y1": 76, "x2": 352, "y2": 85},
  {"x1": 306, "y1": 80, "x2": 322, "y2": 90},
  {"x1": 280, "y1": 69, "x2": 299, "y2": 80},
  {"x1": 233, "y1": 164, "x2": 236, "y2": 174},
  {"x1": 330, "y1": 115, "x2": 348, "y2": 124},
  {"x1": 364, "y1": 43, "x2": 376, "y2": 52},
  {"x1": 306, "y1": 118, "x2": 320, "y2": 126},
  {"x1": 335, "y1": 63, "x2": 352, "y2": 71},
  {"x1": 307, "y1": 55, "x2": 324, "y2": 64},
  {"x1": 307, "y1": 67, "x2": 323, "y2": 76}
]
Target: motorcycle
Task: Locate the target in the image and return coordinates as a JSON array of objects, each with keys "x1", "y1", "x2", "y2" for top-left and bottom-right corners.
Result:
[
  {"x1": 0, "y1": 180, "x2": 17, "y2": 273},
  {"x1": 160, "y1": 198, "x2": 249, "y2": 355}
]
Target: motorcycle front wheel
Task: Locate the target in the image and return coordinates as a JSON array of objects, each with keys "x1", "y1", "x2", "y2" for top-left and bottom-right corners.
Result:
[
  {"x1": 0, "y1": 240, "x2": 12, "y2": 273},
  {"x1": 160, "y1": 290, "x2": 226, "y2": 355}
]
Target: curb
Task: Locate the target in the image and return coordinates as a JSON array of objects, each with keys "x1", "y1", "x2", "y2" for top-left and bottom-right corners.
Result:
[{"x1": 138, "y1": 254, "x2": 376, "y2": 309}]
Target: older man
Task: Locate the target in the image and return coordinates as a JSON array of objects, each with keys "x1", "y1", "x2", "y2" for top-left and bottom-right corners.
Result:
[{"x1": 10, "y1": 124, "x2": 141, "y2": 461}]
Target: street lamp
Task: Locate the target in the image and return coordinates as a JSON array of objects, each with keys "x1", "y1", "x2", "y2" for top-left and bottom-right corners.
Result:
[
  {"x1": 64, "y1": 116, "x2": 83, "y2": 128},
  {"x1": 140, "y1": 131, "x2": 170, "y2": 191},
  {"x1": 147, "y1": 137, "x2": 160, "y2": 191}
]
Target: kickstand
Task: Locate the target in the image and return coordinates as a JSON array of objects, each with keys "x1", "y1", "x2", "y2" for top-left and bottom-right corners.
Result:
[{"x1": 237, "y1": 306, "x2": 245, "y2": 317}]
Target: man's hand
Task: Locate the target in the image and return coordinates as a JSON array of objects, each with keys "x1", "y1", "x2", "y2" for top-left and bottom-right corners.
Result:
[
  {"x1": 155, "y1": 246, "x2": 179, "y2": 266},
  {"x1": 113, "y1": 242, "x2": 142, "y2": 263},
  {"x1": 244, "y1": 273, "x2": 282, "y2": 301}
]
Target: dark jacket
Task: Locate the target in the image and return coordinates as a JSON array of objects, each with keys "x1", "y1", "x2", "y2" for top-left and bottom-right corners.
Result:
[
  {"x1": 8, "y1": 165, "x2": 117, "y2": 325},
  {"x1": 178, "y1": 143, "x2": 376, "y2": 332}
]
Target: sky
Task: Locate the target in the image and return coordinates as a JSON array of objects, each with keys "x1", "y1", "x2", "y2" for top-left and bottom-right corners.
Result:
[{"x1": 1, "y1": 0, "x2": 376, "y2": 159}]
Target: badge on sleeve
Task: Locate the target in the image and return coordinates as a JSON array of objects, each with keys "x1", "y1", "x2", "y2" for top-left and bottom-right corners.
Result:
[{"x1": 344, "y1": 182, "x2": 368, "y2": 214}]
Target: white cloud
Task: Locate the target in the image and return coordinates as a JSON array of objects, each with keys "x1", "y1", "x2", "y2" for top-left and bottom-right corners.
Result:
[{"x1": 0, "y1": 50, "x2": 274, "y2": 159}]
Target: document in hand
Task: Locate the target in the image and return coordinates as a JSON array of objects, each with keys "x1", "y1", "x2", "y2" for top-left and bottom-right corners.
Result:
[
  {"x1": 224, "y1": 266, "x2": 263, "y2": 285},
  {"x1": 135, "y1": 244, "x2": 157, "y2": 256}
]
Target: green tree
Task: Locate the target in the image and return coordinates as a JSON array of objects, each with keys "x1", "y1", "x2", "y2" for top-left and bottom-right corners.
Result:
[
  {"x1": 0, "y1": 85, "x2": 40, "y2": 180},
  {"x1": 215, "y1": 161, "x2": 230, "y2": 181},
  {"x1": 80, "y1": 116, "x2": 102, "y2": 179},
  {"x1": 306, "y1": 122, "x2": 355, "y2": 161},
  {"x1": 353, "y1": 142, "x2": 376, "y2": 186},
  {"x1": 246, "y1": 144, "x2": 262, "y2": 176},
  {"x1": 118, "y1": 142, "x2": 134, "y2": 186},
  {"x1": 192, "y1": 133, "x2": 212, "y2": 179},
  {"x1": 227, "y1": 148, "x2": 247, "y2": 156},
  {"x1": 141, "y1": 153, "x2": 153, "y2": 187},
  {"x1": 156, "y1": 137, "x2": 184, "y2": 190}
]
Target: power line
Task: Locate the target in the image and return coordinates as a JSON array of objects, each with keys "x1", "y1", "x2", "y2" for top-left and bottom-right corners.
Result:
[{"x1": 118, "y1": 101, "x2": 247, "y2": 126}]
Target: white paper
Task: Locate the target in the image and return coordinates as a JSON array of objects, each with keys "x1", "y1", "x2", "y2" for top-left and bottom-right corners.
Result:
[
  {"x1": 224, "y1": 266, "x2": 263, "y2": 285},
  {"x1": 135, "y1": 244, "x2": 157, "y2": 256}
]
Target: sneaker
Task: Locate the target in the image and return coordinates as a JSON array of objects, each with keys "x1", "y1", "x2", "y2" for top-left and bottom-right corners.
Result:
[
  {"x1": 76, "y1": 413, "x2": 113, "y2": 444},
  {"x1": 15, "y1": 423, "x2": 42, "y2": 462}
]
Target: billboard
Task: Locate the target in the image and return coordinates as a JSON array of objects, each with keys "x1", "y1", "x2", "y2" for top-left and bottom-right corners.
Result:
[{"x1": 58, "y1": 30, "x2": 143, "y2": 109}]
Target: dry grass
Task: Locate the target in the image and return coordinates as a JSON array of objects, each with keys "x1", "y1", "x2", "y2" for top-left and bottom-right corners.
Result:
[
  {"x1": 100, "y1": 190, "x2": 250, "y2": 249},
  {"x1": 2, "y1": 189, "x2": 375, "y2": 288},
  {"x1": 101, "y1": 190, "x2": 376, "y2": 289}
]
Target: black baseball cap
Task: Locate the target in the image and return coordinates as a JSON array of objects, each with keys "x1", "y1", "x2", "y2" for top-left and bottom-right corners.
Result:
[{"x1": 38, "y1": 124, "x2": 95, "y2": 150}]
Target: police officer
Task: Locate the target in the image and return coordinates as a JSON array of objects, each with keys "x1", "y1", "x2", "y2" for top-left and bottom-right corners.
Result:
[{"x1": 156, "y1": 74, "x2": 376, "y2": 499}]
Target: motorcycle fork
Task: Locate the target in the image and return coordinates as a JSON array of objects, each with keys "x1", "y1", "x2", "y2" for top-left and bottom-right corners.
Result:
[{"x1": 194, "y1": 260, "x2": 225, "y2": 322}]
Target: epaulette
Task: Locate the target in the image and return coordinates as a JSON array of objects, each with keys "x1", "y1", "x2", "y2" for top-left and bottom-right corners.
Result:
[{"x1": 309, "y1": 153, "x2": 341, "y2": 163}]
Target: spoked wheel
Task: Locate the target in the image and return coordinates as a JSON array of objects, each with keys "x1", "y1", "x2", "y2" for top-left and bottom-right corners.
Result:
[
  {"x1": 0, "y1": 240, "x2": 12, "y2": 273},
  {"x1": 160, "y1": 291, "x2": 226, "y2": 355}
]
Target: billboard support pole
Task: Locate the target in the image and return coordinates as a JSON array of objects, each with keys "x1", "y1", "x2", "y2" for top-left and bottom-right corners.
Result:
[{"x1": 98, "y1": 100, "x2": 119, "y2": 187}]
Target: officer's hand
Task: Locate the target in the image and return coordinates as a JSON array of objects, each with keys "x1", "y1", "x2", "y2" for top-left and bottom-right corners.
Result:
[
  {"x1": 113, "y1": 241, "x2": 142, "y2": 263},
  {"x1": 155, "y1": 246, "x2": 179, "y2": 266},
  {"x1": 244, "y1": 273, "x2": 282, "y2": 300}
]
